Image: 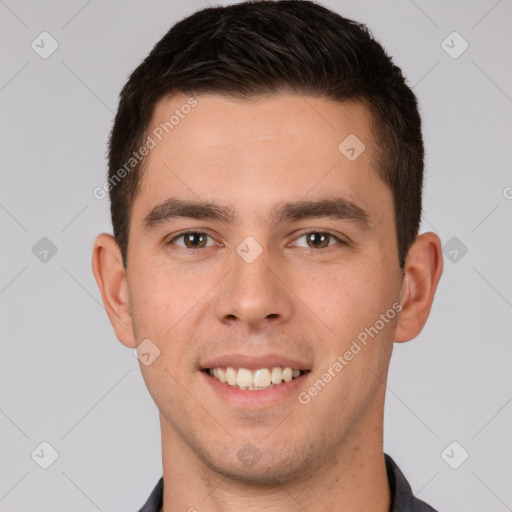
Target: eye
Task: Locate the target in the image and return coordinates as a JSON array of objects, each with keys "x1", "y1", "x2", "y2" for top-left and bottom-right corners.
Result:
[
  {"x1": 168, "y1": 231, "x2": 217, "y2": 250},
  {"x1": 166, "y1": 230, "x2": 346, "y2": 253},
  {"x1": 291, "y1": 230, "x2": 346, "y2": 251}
]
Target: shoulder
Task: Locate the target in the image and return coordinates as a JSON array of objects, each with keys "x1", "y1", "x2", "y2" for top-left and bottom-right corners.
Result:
[
  {"x1": 136, "y1": 477, "x2": 163, "y2": 512},
  {"x1": 385, "y1": 454, "x2": 439, "y2": 512}
]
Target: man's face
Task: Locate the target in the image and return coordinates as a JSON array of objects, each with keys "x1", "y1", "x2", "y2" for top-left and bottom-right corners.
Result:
[{"x1": 126, "y1": 93, "x2": 403, "y2": 483}]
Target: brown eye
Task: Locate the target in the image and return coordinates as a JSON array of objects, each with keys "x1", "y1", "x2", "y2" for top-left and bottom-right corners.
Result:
[
  {"x1": 169, "y1": 232, "x2": 214, "y2": 250},
  {"x1": 305, "y1": 232, "x2": 330, "y2": 249},
  {"x1": 293, "y1": 231, "x2": 345, "y2": 250}
]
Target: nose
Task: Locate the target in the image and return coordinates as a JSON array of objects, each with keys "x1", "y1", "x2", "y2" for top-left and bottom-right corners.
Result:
[{"x1": 214, "y1": 242, "x2": 295, "y2": 331}]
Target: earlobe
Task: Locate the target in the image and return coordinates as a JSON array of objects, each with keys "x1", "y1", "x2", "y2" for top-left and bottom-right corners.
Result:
[
  {"x1": 91, "y1": 233, "x2": 136, "y2": 348},
  {"x1": 394, "y1": 232, "x2": 444, "y2": 343}
]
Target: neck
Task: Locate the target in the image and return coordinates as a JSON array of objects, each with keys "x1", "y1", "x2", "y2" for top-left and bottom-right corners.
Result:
[{"x1": 159, "y1": 418, "x2": 391, "y2": 512}]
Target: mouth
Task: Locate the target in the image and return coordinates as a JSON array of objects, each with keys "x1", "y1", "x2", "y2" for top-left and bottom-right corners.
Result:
[{"x1": 203, "y1": 366, "x2": 310, "y2": 391}]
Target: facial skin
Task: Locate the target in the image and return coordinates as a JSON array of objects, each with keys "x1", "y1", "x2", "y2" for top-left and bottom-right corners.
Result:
[{"x1": 92, "y1": 93, "x2": 443, "y2": 512}]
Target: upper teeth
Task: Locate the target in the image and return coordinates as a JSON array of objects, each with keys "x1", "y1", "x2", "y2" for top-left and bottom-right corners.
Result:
[{"x1": 208, "y1": 367, "x2": 302, "y2": 390}]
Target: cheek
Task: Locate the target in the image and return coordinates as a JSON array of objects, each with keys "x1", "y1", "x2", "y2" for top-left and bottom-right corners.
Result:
[
  {"x1": 302, "y1": 260, "x2": 395, "y2": 332},
  {"x1": 128, "y1": 258, "x2": 214, "y2": 356},
  {"x1": 128, "y1": 262, "x2": 173, "y2": 334},
  {"x1": 298, "y1": 263, "x2": 400, "y2": 379}
]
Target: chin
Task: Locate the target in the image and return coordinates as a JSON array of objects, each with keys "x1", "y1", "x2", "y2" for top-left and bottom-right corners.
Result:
[{"x1": 196, "y1": 442, "x2": 311, "y2": 487}]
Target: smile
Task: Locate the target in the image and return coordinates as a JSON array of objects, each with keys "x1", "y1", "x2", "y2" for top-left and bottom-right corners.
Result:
[{"x1": 205, "y1": 367, "x2": 308, "y2": 390}]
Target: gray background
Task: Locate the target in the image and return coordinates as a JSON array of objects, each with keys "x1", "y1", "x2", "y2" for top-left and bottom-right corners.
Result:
[{"x1": 1, "y1": 0, "x2": 511, "y2": 511}]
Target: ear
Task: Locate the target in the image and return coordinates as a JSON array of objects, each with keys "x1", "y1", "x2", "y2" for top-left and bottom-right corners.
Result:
[
  {"x1": 91, "y1": 233, "x2": 136, "y2": 348},
  {"x1": 394, "y1": 232, "x2": 443, "y2": 343}
]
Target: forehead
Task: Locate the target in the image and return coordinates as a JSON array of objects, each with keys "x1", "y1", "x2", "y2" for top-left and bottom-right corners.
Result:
[
  {"x1": 149, "y1": 92, "x2": 375, "y2": 158},
  {"x1": 134, "y1": 92, "x2": 392, "y2": 228}
]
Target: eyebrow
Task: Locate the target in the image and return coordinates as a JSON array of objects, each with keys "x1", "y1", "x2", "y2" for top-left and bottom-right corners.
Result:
[{"x1": 143, "y1": 195, "x2": 371, "y2": 233}]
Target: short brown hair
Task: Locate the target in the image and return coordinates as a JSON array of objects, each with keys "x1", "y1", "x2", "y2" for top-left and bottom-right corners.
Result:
[{"x1": 108, "y1": 0, "x2": 424, "y2": 268}]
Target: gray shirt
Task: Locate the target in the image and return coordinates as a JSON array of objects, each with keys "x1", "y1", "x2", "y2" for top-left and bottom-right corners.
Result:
[{"x1": 137, "y1": 453, "x2": 438, "y2": 512}]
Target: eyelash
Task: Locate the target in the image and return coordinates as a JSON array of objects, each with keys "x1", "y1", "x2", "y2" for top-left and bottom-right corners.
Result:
[{"x1": 167, "y1": 230, "x2": 347, "y2": 254}]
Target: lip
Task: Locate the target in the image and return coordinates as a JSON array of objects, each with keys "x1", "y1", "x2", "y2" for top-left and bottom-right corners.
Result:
[
  {"x1": 200, "y1": 353, "x2": 312, "y2": 371},
  {"x1": 201, "y1": 368, "x2": 311, "y2": 408}
]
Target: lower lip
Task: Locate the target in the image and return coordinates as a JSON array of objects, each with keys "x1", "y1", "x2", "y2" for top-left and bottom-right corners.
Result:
[{"x1": 201, "y1": 370, "x2": 310, "y2": 407}]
